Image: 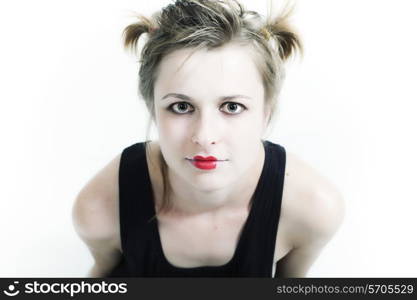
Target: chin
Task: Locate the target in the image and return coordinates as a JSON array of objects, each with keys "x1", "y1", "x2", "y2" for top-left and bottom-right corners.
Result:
[{"x1": 189, "y1": 176, "x2": 226, "y2": 191}]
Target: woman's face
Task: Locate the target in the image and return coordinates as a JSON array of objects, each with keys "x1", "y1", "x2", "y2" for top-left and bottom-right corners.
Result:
[{"x1": 153, "y1": 43, "x2": 270, "y2": 191}]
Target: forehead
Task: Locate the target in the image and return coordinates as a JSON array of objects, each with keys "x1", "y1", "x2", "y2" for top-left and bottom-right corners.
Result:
[{"x1": 154, "y1": 43, "x2": 264, "y2": 100}]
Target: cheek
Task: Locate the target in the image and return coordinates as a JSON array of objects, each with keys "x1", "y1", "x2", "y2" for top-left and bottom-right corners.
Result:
[
  {"x1": 157, "y1": 114, "x2": 188, "y2": 141},
  {"x1": 234, "y1": 113, "x2": 265, "y2": 138}
]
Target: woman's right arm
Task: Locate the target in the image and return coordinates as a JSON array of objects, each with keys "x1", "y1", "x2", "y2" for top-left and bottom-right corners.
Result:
[{"x1": 71, "y1": 154, "x2": 123, "y2": 277}]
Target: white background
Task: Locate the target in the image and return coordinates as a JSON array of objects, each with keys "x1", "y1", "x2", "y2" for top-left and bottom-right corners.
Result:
[{"x1": 0, "y1": 0, "x2": 416, "y2": 277}]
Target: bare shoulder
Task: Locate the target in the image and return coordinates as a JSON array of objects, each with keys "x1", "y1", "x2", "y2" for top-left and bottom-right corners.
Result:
[
  {"x1": 72, "y1": 152, "x2": 122, "y2": 249},
  {"x1": 282, "y1": 150, "x2": 346, "y2": 248},
  {"x1": 274, "y1": 151, "x2": 345, "y2": 277}
]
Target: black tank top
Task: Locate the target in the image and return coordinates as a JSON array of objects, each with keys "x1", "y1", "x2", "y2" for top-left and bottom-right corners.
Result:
[{"x1": 106, "y1": 139, "x2": 286, "y2": 277}]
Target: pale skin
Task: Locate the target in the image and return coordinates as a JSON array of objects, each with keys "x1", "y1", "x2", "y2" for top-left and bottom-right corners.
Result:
[{"x1": 72, "y1": 43, "x2": 345, "y2": 277}]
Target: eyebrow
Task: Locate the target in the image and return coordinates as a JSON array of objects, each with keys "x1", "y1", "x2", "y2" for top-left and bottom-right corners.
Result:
[{"x1": 161, "y1": 93, "x2": 252, "y2": 102}]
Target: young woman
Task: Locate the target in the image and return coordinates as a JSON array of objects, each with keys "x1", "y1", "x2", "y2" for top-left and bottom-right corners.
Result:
[{"x1": 72, "y1": 0, "x2": 345, "y2": 277}]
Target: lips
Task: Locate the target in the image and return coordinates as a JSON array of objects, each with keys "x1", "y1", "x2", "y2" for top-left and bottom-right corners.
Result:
[
  {"x1": 188, "y1": 155, "x2": 221, "y2": 170},
  {"x1": 193, "y1": 155, "x2": 218, "y2": 161}
]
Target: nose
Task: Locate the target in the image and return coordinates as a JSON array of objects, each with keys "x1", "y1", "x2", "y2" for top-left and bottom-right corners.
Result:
[{"x1": 190, "y1": 110, "x2": 219, "y2": 147}]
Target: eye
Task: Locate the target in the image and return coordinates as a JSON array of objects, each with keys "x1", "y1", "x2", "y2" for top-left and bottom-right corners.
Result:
[
  {"x1": 167, "y1": 101, "x2": 246, "y2": 115},
  {"x1": 220, "y1": 102, "x2": 246, "y2": 115},
  {"x1": 168, "y1": 102, "x2": 194, "y2": 114}
]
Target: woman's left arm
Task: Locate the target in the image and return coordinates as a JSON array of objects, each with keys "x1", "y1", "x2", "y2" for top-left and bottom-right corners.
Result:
[{"x1": 276, "y1": 181, "x2": 346, "y2": 277}]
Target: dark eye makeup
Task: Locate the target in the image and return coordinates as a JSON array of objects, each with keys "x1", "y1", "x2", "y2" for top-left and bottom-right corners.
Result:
[{"x1": 167, "y1": 101, "x2": 247, "y2": 115}]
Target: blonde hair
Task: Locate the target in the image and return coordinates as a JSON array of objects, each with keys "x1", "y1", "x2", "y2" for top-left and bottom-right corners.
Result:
[{"x1": 122, "y1": 0, "x2": 302, "y2": 216}]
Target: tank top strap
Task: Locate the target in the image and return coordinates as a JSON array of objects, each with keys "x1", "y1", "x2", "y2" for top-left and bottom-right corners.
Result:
[
  {"x1": 234, "y1": 140, "x2": 286, "y2": 276},
  {"x1": 117, "y1": 140, "x2": 155, "y2": 276}
]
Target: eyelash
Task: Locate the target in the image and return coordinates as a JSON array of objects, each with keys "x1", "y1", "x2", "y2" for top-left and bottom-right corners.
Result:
[{"x1": 167, "y1": 101, "x2": 247, "y2": 115}]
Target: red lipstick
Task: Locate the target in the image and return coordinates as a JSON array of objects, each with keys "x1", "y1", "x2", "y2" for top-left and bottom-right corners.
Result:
[{"x1": 190, "y1": 155, "x2": 218, "y2": 170}]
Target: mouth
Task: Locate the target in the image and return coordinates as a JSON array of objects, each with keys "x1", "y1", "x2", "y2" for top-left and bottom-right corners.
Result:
[
  {"x1": 186, "y1": 156, "x2": 227, "y2": 170},
  {"x1": 192, "y1": 155, "x2": 219, "y2": 161},
  {"x1": 186, "y1": 155, "x2": 227, "y2": 162}
]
